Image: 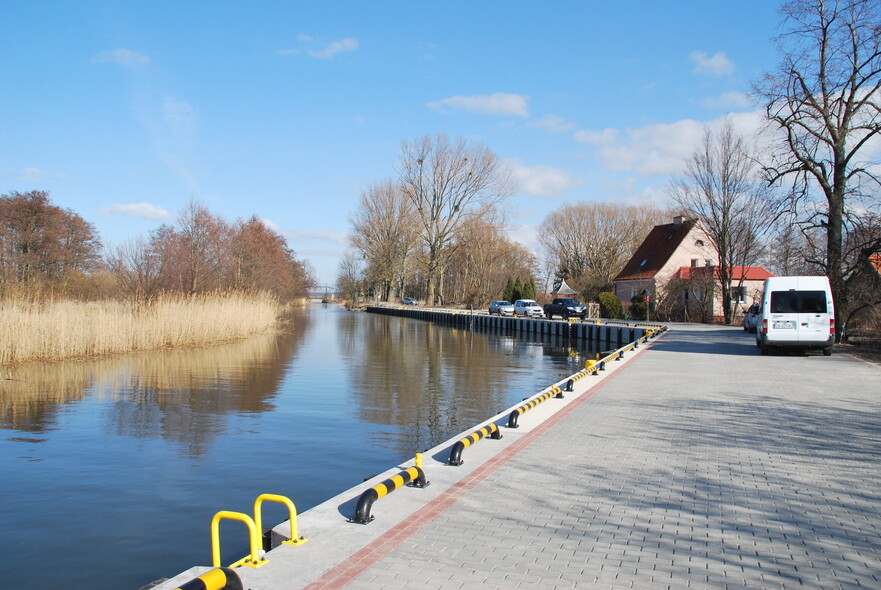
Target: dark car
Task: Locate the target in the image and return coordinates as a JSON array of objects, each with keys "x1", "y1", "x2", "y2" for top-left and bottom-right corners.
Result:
[{"x1": 544, "y1": 297, "x2": 588, "y2": 320}]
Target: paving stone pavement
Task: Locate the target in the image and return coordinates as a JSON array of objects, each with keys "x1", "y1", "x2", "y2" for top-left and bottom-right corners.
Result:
[{"x1": 322, "y1": 325, "x2": 881, "y2": 590}]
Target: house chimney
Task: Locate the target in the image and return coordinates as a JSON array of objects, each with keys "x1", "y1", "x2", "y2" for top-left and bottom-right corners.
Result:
[{"x1": 673, "y1": 216, "x2": 684, "y2": 228}]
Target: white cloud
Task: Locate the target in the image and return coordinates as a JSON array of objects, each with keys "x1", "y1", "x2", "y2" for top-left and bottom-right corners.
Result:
[
  {"x1": 308, "y1": 38, "x2": 359, "y2": 59},
  {"x1": 507, "y1": 223, "x2": 539, "y2": 251},
  {"x1": 284, "y1": 229, "x2": 349, "y2": 246},
  {"x1": 100, "y1": 202, "x2": 172, "y2": 221},
  {"x1": 93, "y1": 48, "x2": 150, "y2": 67},
  {"x1": 260, "y1": 218, "x2": 281, "y2": 232},
  {"x1": 690, "y1": 51, "x2": 735, "y2": 77},
  {"x1": 280, "y1": 37, "x2": 359, "y2": 59},
  {"x1": 427, "y1": 93, "x2": 529, "y2": 117},
  {"x1": 575, "y1": 111, "x2": 765, "y2": 177},
  {"x1": 528, "y1": 114, "x2": 577, "y2": 133},
  {"x1": 702, "y1": 91, "x2": 751, "y2": 110},
  {"x1": 161, "y1": 96, "x2": 197, "y2": 138},
  {"x1": 574, "y1": 128, "x2": 620, "y2": 146},
  {"x1": 20, "y1": 167, "x2": 67, "y2": 182},
  {"x1": 507, "y1": 159, "x2": 582, "y2": 198}
]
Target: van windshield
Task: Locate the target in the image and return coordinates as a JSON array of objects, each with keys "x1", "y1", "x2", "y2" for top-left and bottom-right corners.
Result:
[{"x1": 770, "y1": 290, "x2": 827, "y2": 313}]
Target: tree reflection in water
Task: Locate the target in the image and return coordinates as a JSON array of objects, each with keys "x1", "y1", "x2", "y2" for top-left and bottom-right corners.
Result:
[{"x1": 0, "y1": 312, "x2": 311, "y2": 457}]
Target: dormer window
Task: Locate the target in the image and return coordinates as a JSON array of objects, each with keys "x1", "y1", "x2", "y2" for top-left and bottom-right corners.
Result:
[
  {"x1": 639, "y1": 258, "x2": 648, "y2": 267},
  {"x1": 696, "y1": 239, "x2": 705, "y2": 246}
]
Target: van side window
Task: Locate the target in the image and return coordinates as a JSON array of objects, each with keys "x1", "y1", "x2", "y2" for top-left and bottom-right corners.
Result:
[{"x1": 770, "y1": 290, "x2": 827, "y2": 313}]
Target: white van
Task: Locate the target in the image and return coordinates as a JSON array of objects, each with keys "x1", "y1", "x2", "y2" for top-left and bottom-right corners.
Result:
[{"x1": 756, "y1": 276, "x2": 835, "y2": 356}]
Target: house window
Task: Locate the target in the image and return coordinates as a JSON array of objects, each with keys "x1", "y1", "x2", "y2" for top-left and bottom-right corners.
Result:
[
  {"x1": 706, "y1": 259, "x2": 714, "y2": 267},
  {"x1": 639, "y1": 258, "x2": 648, "y2": 267},
  {"x1": 695, "y1": 239, "x2": 704, "y2": 246},
  {"x1": 691, "y1": 258, "x2": 699, "y2": 267},
  {"x1": 729, "y1": 286, "x2": 747, "y2": 303}
]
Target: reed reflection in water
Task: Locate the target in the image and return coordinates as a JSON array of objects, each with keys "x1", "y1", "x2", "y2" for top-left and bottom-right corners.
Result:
[{"x1": 0, "y1": 305, "x2": 594, "y2": 590}]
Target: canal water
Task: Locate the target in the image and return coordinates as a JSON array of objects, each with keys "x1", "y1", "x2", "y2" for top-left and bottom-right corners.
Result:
[{"x1": 0, "y1": 304, "x2": 598, "y2": 590}]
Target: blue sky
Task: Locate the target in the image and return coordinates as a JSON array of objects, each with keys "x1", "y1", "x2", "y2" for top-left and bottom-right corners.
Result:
[{"x1": 0, "y1": 1, "x2": 783, "y2": 285}]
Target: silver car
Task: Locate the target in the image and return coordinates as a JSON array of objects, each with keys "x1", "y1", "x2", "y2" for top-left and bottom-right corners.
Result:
[
  {"x1": 512, "y1": 299, "x2": 544, "y2": 318},
  {"x1": 742, "y1": 303, "x2": 760, "y2": 333},
  {"x1": 488, "y1": 300, "x2": 515, "y2": 316}
]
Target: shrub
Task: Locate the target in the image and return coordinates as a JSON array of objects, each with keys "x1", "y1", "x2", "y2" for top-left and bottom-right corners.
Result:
[{"x1": 598, "y1": 292, "x2": 624, "y2": 319}]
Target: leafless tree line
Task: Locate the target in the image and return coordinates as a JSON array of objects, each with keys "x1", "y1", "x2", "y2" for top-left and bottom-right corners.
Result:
[
  {"x1": 754, "y1": 0, "x2": 881, "y2": 338},
  {"x1": 662, "y1": 0, "x2": 881, "y2": 332},
  {"x1": 346, "y1": 0, "x2": 881, "y2": 328},
  {"x1": 0, "y1": 190, "x2": 101, "y2": 294},
  {"x1": 106, "y1": 200, "x2": 313, "y2": 301},
  {"x1": 345, "y1": 134, "x2": 532, "y2": 306},
  {"x1": 0, "y1": 191, "x2": 313, "y2": 302}
]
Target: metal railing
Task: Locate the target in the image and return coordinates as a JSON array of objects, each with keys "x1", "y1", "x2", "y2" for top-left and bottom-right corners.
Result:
[
  {"x1": 448, "y1": 422, "x2": 502, "y2": 465},
  {"x1": 351, "y1": 466, "x2": 429, "y2": 524},
  {"x1": 173, "y1": 567, "x2": 242, "y2": 590}
]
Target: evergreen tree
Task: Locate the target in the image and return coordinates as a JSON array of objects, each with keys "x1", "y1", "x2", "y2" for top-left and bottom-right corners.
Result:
[
  {"x1": 513, "y1": 277, "x2": 524, "y2": 301},
  {"x1": 525, "y1": 277, "x2": 537, "y2": 300},
  {"x1": 502, "y1": 276, "x2": 515, "y2": 302}
]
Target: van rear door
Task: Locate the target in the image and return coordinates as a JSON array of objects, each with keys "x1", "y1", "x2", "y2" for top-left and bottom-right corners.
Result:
[
  {"x1": 768, "y1": 290, "x2": 800, "y2": 343},
  {"x1": 796, "y1": 290, "x2": 830, "y2": 342},
  {"x1": 769, "y1": 289, "x2": 828, "y2": 342}
]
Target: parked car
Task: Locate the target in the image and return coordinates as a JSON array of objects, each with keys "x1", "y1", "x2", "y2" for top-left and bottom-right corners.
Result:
[
  {"x1": 488, "y1": 300, "x2": 515, "y2": 316},
  {"x1": 755, "y1": 275, "x2": 834, "y2": 356},
  {"x1": 401, "y1": 297, "x2": 418, "y2": 305},
  {"x1": 512, "y1": 299, "x2": 544, "y2": 318},
  {"x1": 742, "y1": 303, "x2": 760, "y2": 333},
  {"x1": 544, "y1": 297, "x2": 588, "y2": 320}
]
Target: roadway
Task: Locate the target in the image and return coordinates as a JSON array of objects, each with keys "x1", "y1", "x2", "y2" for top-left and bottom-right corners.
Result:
[{"x1": 156, "y1": 323, "x2": 881, "y2": 589}]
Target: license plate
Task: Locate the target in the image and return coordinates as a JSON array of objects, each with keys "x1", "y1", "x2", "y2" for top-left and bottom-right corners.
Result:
[{"x1": 773, "y1": 321, "x2": 794, "y2": 329}]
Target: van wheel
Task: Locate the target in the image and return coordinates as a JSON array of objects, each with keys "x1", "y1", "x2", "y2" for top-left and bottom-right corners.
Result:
[
  {"x1": 823, "y1": 346, "x2": 833, "y2": 356},
  {"x1": 760, "y1": 338, "x2": 770, "y2": 355}
]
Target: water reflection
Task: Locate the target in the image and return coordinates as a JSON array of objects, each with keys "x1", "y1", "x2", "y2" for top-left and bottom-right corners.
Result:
[
  {"x1": 0, "y1": 312, "x2": 312, "y2": 456},
  {"x1": 346, "y1": 314, "x2": 595, "y2": 455},
  {"x1": 0, "y1": 306, "x2": 600, "y2": 590}
]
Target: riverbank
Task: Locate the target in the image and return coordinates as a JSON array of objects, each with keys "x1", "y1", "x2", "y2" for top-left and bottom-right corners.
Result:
[{"x1": 0, "y1": 291, "x2": 280, "y2": 365}]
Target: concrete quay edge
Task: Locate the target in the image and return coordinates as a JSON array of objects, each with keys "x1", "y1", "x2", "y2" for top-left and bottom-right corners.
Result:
[{"x1": 149, "y1": 326, "x2": 665, "y2": 590}]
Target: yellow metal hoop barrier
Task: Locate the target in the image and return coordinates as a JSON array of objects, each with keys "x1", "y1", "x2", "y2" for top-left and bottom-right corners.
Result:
[
  {"x1": 254, "y1": 493, "x2": 307, "y2": 548},
  {"x1": 210, "y1": 511, "x2": 268, "y2": 569}
]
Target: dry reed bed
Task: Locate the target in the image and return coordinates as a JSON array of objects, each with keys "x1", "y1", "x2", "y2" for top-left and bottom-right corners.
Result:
[{"x1": 0, "y1": 292, "x2": 279, "y2": 365}]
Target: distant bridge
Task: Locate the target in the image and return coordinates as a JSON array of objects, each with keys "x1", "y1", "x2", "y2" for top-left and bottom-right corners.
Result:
[{"x1": 309, "y1": 286, "x2": 341, "y2": 300}]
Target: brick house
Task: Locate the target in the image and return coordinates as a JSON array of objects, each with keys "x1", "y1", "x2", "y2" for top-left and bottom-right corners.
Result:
[{"x1": 614, "y1": 216, "x2": 773, "y2": 322}]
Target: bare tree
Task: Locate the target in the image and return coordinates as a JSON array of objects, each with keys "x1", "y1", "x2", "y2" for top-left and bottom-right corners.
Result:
[
  {"x1": 0, "y1": 190, "x2": 101, "y2": 289},
  {"x1": 150, "y1": 200, "x2": 231, "y2": 294},
  {"x1": 229, "y1": 216, "x2": 312, "y2": 301},
  {"x1": 106, "y1": 237, "x2": 162, "y2": 300},
  {"x1": 668, "y1": 120, "x2": 774, "y2": 324},
  {"x1": 398, "y1": 134, "x2": 515, "y2": 305},
  {"x1": 754, "y1": 0, "x2": 881, "y2": 339},
  {"x1": 538, "y1": 202, "x2": 662, "y2": 301},
  {"x1": 336, "y1": 251, "x2": 365, "y2": 306},
  {"x1": 349, "y1": 180, "x2": 420, "y2": 301},
  {"x1": 443, "y1": 217, "x2": 537, "y2": 305}
]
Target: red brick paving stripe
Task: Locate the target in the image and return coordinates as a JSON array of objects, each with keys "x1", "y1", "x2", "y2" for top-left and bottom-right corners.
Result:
[{"x1": 302, "y1": 342, "x2": 653, "y2": 590}]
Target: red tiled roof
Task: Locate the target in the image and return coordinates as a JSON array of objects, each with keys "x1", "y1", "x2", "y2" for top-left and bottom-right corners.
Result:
[
  {"x1": 671, "y1": 265, "x2": 775, "y2": 281},
  {"x1": 615, "y1": 220, "x2": 698, "y2": 280},
  {"x1": 870, "y1": 254, "x2": 881, "y2": 276}
]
